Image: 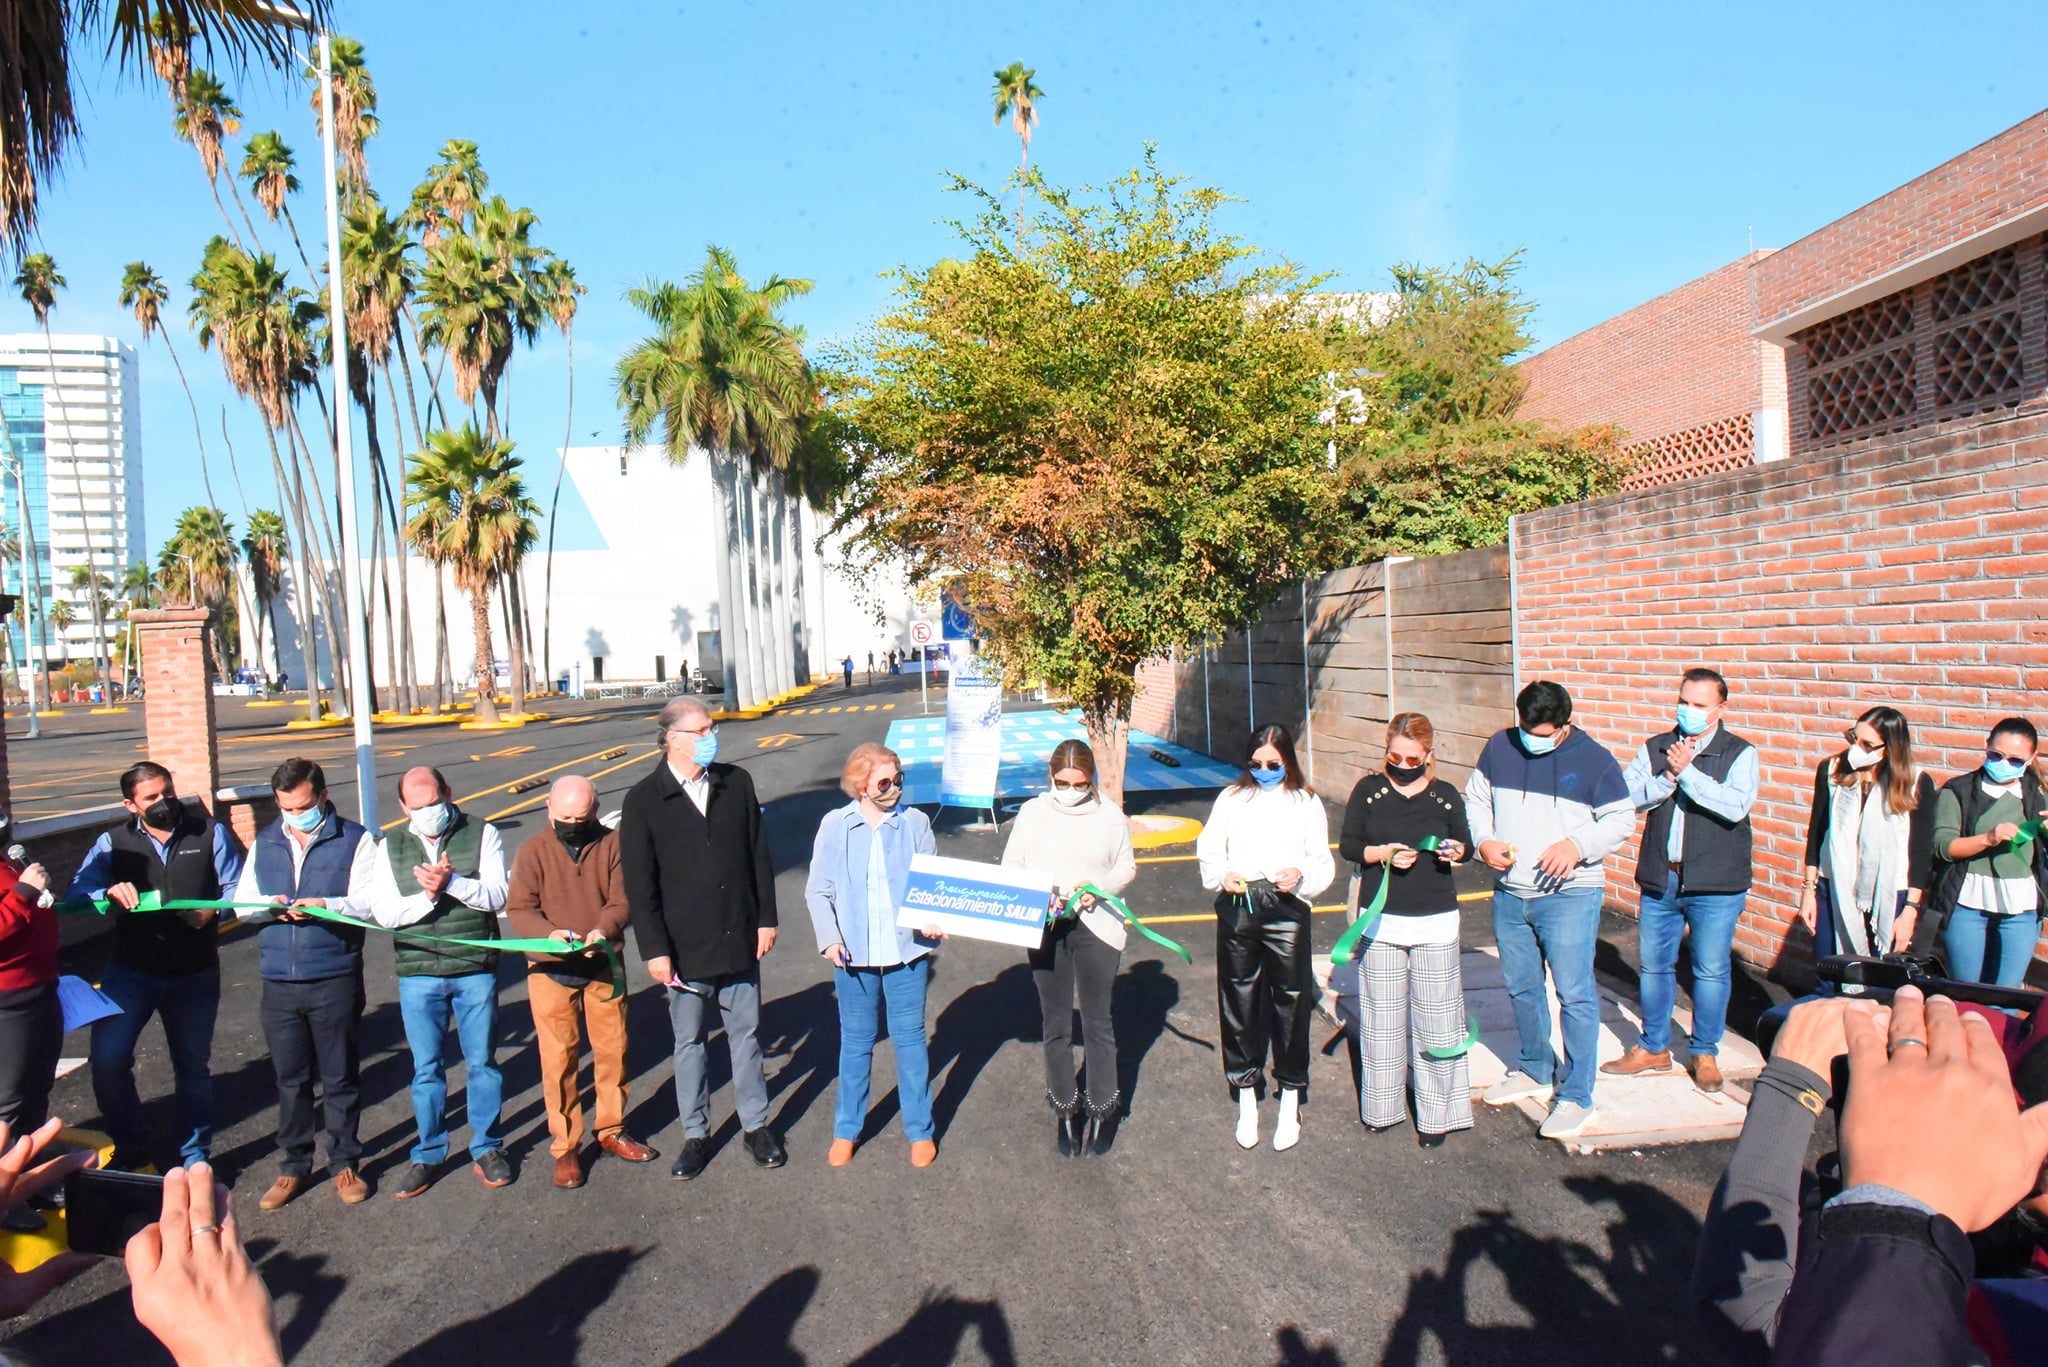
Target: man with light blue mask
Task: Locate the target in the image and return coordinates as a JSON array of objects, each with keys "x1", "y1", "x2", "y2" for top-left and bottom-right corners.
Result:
[
  {"x1": 231, "y1": 757, "x2": 381, "y2": 1210},
  {"x1": 1608, "y1": 668, "x2": 1759, "y2": 1095},
  {"x1": 360, "y1": 765, "x2": 513, "y2": 1200},
  {"x1": 1464, "y1": 680, "x2": 1635, "y2": 1140}
]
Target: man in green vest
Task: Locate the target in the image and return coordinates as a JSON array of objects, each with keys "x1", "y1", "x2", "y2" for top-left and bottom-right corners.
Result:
[{"x1": 359, "y1": 766, "x2": 513, "y2": 1198}]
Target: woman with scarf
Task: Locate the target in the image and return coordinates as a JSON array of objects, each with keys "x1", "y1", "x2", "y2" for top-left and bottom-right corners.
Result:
[
  {"x1": 1197, "y1": 724, "x2": 1335, "y2": 1152},
  {"x1": 804, "y1": 743, "x2": 944, "y2": 1168},
  {"x1": 1799, "y1": 706, "x2": 1936, "y2": 971},
  {"x1": 1001, "y1": 740, "x2": 1138, "y2": 1157}
]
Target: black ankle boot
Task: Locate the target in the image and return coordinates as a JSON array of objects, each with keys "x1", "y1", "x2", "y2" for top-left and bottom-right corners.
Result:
[
  {"x1": 1049, "y1": 1091, "x2": 1083, "y2": 1157},
  {"x1": 1084, "y1": 1092, "x2": 1122, "y2": 1156}
]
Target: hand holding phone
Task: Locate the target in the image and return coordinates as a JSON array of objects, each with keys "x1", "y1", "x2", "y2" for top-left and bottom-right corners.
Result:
[{"x1": 124, "y1": 1162, "x2": 283, "y2": 1367}]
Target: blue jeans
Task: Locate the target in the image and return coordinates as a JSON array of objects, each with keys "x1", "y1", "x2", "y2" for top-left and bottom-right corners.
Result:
[
  {"x1": 833, "y1": 958, "x2": 933, "y2": 1142},
  {"x1": 1637, "y1": 886, "x2": 1747, "y2": 1057},
  {"x1": 1944, "y1": 907, "x2": 2041, "y2": 989},
  {"x1": 89, "y1": 961, "x2": 220, "y2": 1167},
  {"x1": 1492, "y1": 886, "x2": 1604, "y2": 1108},
  {"x1": 396, "y1": 973, "x2": 503, "y2": 1164}
]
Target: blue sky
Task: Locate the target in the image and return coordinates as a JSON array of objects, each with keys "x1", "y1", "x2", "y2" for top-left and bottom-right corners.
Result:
[{"x1": 21, "y1": 0, "x2": 2047, "y2": 558}]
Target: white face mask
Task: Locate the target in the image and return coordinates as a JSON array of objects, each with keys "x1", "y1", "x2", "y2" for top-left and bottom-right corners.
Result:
[
  {"x1": 1845, "y1": 743, "x2": 1883, "y2": 771},
  {"x1": 1051, "y1": 785, "x2": 1091, "y2": 808},
  {"x1": 409, "y1": 802, "x2": 454, "y2": 839}
]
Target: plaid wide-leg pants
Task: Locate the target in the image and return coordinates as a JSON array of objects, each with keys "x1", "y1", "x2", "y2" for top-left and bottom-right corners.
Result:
[{"x1": 1357, "y1": 937, "x2": 1473, "y2": 1135}]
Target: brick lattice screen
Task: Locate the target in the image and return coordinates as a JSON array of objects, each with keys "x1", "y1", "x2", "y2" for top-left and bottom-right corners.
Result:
[{"x1": 1620, "y1": 412, "x2": 1754, "y2": 491}]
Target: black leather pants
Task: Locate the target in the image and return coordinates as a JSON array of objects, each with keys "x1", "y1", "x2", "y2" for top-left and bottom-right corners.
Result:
[{"x1": 1215, "y1": 891, "x2": 1312, "y2": 1097}]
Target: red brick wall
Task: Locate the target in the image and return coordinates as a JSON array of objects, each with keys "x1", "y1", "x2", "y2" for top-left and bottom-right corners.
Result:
[
  {"x1": 1512, "y1": 405, "x2": 2048, "y2": 977},
  {"x1": 1519, "y1": 252, "x2": 1779, "y2": 446},
  {"x1": 1754, "y1": 111, "x2": 2048, "y2": 329},
  {"x1": 132, "y1": 609, "x2": 221, "y2": 813}
]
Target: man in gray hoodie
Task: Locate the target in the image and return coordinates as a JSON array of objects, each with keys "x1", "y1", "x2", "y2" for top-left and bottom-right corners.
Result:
[{"x1": 1463, "y1": 680, "x2": 1635, "y2": 1140}]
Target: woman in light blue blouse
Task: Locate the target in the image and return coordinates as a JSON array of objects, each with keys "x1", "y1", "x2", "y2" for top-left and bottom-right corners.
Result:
[{"x1": 805, "y1": 742, "x2": 944, "y2": 1168}]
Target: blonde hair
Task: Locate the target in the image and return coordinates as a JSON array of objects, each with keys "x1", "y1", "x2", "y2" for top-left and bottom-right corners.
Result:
[
  {"x1": 1387, "y1": 712, "x2": 1436, "y2": 779},
  {"x1": 841, "y1": 742, "x2": 903, "y2": 798}
]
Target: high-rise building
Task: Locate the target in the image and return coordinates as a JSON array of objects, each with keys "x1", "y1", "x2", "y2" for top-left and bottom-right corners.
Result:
[{"x1": 0, "y1": 335, "x2": 144, "y2": 673}]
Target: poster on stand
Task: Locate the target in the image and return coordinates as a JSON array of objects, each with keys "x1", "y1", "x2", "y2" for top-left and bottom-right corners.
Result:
[{"x1": 940, "y1": 648, "x2": 1002, "y2": 808}]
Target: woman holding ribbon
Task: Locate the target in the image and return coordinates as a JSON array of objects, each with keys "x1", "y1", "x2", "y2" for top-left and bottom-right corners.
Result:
[
  {"x1": 804, "y1": 742, "x2": 944, "y2": 1169},
  {"x1": 1336, "y1": 713, "x2": 1474, "y2": 1147},
  {"x1": 1799, "y1": 706, "x2": 1935, "y2": 974},
  {"x1": 1198, "y1": 724, "x2": 1334, "y2": 1152},
  {"x1": 1001, "y1": 740, "x2": 1139, "y2": 1157}
]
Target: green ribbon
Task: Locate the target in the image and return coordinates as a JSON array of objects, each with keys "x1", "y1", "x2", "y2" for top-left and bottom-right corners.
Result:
[
  {"x1": 58, "y1": 891, "x2": 626, "y2": 1000},
  {"x1": 1423, "y1": 1018, "x2": 1481, "y2": 1060},
  {"x1": 1064, "y1": 884, "x2": 1192, "y2": 964},
  {"x1": 2011, "y1": 818, "x2": 2046, "y2": 848},
  {"x1": 1329, "y1": 836, "x2": 1446, "y2": 968}
]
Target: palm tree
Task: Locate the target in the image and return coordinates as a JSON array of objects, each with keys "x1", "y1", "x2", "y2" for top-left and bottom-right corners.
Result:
[
  {"x1": 403, "y1": 138, "x2": 487, "y2": 249},
  {"x1": 417, "y1": 196, "x2": 545, "y2": 442},
  {"x1": 537, "y1": 256, "x2": 585, "y2": 686},
  {"x1": 188, "y1": 236, "x2": 331, "y2": 721},
  {"x1": 14, "y1": 251, "x2": 113, "y2": 691},
  {"x1": 238, "y1": 511, "x2": 285, "y2": 687},
  {"x1": 615, "y1": 246, "x2": 813, "y2": 708},
  {"x1": 991, "y1": 62, "x2": 1045, "y2": 251},
  {"x1": 405, "y1": 424, "x2": 527, "y2": 725},
  {"x1": 157, "y1": 505, "x2": 237, "y2": 674},
  {"x1": 172, "y1": 68, "x2": 252, "y2": 244},
  {"x1": 238, "y1": 131, "x2": 320, "y2": 280},
  {"x1": 0, "y1": 0, "x2": 327, "y2": 253},
  {"x1": 311, "y1": 36, "x2": 378, "y2": 202}
]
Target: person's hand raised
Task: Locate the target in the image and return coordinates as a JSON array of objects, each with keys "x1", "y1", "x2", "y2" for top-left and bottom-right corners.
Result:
[
  {"x1": 0, "y1": 1118, "x2": 96, "y2": 1316},
  {"x1": 125, "y1": 1163, "x2": 282, "y2": 1367},
  {"x1": 1840, "y1": 986, "x2": 2048, "y2": 1232}
]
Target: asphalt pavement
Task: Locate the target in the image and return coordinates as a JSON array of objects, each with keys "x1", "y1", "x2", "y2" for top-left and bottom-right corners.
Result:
[{"x1": 0, "y1": 673, "x2": 1774, "y2": 1367}]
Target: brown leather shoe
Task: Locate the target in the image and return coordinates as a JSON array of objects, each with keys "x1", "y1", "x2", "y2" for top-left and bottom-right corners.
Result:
[
  {"x1": 258, "y1": 1175, "x2": 302, "y2": 1211},
  {"x1": 553, "y1": 1152, "x2": 584, "y2": 1189},
  {"x1": 1600, "y1": 1046, "x2": 1676, "y2": 1077},
  {"x1": 332, "y1": 1169, "x2": 369, "y2": 1205},
  {"x1": 827, "y1": 1139, "x2": 855, "y2": 1168},
  {"x1": 597, "y1": 1133, "x2": 657, "y2": 1163},
  {"x1": 1692, "y1": 1054, "x2": 1724, "y2": 1093}
]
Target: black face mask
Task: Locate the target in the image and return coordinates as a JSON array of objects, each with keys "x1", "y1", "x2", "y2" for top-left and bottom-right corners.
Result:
[
  {"x1": 1385, "y1": 761, "x2": 1427, "y2": 786},
  {"x1": 142, "y1": 797, "x2": 182, "y2": 831},
  {"x1": 553, "y1": 819, "x2": 602, "y2": 854}
]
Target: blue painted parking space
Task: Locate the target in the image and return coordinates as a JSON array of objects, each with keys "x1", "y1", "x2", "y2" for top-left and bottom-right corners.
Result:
[{"x1": 884, "y1": 708, "x2": 1241, "y2": 807}]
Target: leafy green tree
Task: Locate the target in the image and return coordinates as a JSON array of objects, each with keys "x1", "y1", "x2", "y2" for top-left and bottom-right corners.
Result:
[
  {"x1": 990, "y1": 62, "x2": 1044, "y2": 251},
  {"x1": 834, "y1": 154, "x2": 1350, "y2": 800},
  {"x1": 405, "y1": 424, "x2": 528, "y2": 725},
  {"x1": 1332, "y1": 254, "x2": 1627, "y2": 555}
]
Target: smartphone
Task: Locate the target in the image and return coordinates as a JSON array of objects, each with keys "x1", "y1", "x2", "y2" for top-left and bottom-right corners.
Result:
[{"x1": 64, "y1": 1168, "x2": 163, "y2": 1256}]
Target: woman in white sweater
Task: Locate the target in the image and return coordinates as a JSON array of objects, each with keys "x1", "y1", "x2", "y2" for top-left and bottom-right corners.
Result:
[
  {"x1": 1001, "y1": 740, "x2": 1137, "y2": 1157},
  {"x1": 1197, "y1": 724, "x2": 1335, "y2": 1151}
]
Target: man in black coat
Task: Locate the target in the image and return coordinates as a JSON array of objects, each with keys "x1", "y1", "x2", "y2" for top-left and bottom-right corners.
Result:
[{"x1": 622, "y1": 696, "x2": 786, "y2": 1180}]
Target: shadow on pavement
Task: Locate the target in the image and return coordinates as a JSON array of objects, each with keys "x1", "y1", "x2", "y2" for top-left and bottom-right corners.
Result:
[
  {"x1": 844, "y1": 1289, "x2": 1018, "y2": 1367},
  {"x1": 1376, "y1": 1173, "x2": 1732, "y2": 1367},
  {"x1": 383, "y1": 1246, "x2": 649, "y2": 1366},
  {"x1": 666, "y1": 1265, "x2": 817, "y2": 1366},
  {"x1": 926, "y1": 961, "x2": 1038, "y2": 1141}
]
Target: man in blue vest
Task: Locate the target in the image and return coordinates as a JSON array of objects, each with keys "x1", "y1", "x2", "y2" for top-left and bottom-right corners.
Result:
[
  {"x1": 230, "y1": 758, "x2": 380, "y2": 1210},
  {"x1": 359, "y1": 766, "x2": 512, "y2": 1197},
  {"x1": 1608, "y1": 667, "x2": 1759, "y2": 1095},
  {"x1": 71, "y1": 761, "x2": 246, "y2": 1172}
]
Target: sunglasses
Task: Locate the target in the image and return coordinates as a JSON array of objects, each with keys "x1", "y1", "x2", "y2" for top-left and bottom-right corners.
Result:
[
  {"x1": 1249, "y1": 760, "x2": 1286, "y2": 773},
  {"x1": 868, "y1": 777, "x2": 902, "y2": 796},
  {"x1": 1050, "y1": 779, "x2": 1091, "y2": 792}
]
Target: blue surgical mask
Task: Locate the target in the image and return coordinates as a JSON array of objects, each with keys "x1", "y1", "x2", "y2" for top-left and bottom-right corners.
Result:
[
  {"x1": 408, "y1": 802, "x2": 453, "y2": 839},
  {"x1": 1675, "y1": 705, "x2": 1713, "y2": 737},
  {"x1": 1518, "y1": 728, "x2": 1560, "y2": 756},
  {"x1": 692, "y1": 732, "x2": 719, "y2": 766},
  {"x1": 282, "y1": 806, "x2": 324, "y2": 833},
  {"x1": 1250, "y1": 765, "x2": 1285, "y2": 788},
  {"x1": 1985, "y1": 754, "x2": 2027, "y2": 784}
]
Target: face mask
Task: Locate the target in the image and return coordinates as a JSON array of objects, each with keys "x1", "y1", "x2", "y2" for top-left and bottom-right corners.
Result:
[
  {"x1": 553, "y1": 818, "x2": 601, "y2": 850},
  {"x1": 282, "y1": 806, "x2": 325, "y2": 833},
  {"x1": 691, "y1": 732, "x2": 719, "y2": 766},
  {"x1": 1250, "y1": 765, "x2": 1285, "y2": 788},
  {"x1": 1518, "y1": 729, "x2": 1560, "y2": 756},
  {"x1": 1675, "y1": 704, "x2": 1714, "y2": 736},
  {"x1": 142, "y1": 797, "x2": 182, "y2": 830},
  {"x1": 409, "y1": 802, "x2": 454, "y2": 839},
  {"x1": 866, "y1": 781, "x2": 902, "y2": 810},
  {"x1": 1984, "y1": 754, "x2": 2028, "y2": 784},
  {"x1": 1051, "y1": 785, "x2": 1091, "y2": 807},
  {"x1": 1844, "y1": 743, "x2": 1882, "y2": 771},
  {"x1": 1385, "y1": 760, "x2": 1426, "y2": 786}
]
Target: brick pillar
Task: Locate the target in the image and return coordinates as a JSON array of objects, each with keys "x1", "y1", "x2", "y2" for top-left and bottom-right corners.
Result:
[{"x1": 132, "y1": 608, "x2": 221, "y2": 814}]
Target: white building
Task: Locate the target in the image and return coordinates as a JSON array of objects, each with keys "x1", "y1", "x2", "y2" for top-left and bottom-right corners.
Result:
[{"x1": 0, "y1": 335, "x2": 144, "y2": 670}]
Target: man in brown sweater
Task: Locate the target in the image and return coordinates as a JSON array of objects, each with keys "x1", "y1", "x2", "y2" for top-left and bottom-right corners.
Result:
[{"x1": 505, "y1": 775, "x2": 658, "y2": 1188}]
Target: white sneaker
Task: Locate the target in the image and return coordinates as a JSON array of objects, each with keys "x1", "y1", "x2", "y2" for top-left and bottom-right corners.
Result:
[
  {"x1": 1539, "y1": 1101, "x2": 1597, "y2": 1140},
  {"x1": 1235, "y1": 1091, "x2": 1259, "y2": 1149},
  {"x1": 1482, "y1": 1070, "x2": 1551, "y2": 1106},
  {"x1": 1273, "y1": 1092, "x2": 1301, "y2": 1151}
]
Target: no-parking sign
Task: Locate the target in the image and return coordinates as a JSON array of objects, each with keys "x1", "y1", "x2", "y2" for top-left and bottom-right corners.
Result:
[{"x1": 909, "y1": 621, "x2": 934, "y2": 646}]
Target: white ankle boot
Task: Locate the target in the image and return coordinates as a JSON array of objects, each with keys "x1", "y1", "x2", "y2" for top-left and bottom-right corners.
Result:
[
  {"x1": 1234, "y1": 1089, "x2": 1259, "y2": 1149},
  {"x1": 1273, "y1": 1091, "x2": 1302, "y2": 1151}
]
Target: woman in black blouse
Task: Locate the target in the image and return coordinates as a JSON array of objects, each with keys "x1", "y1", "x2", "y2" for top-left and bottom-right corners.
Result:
[{"x1": 1337, "y1": 712, "x2": 1475, "y2": 1147}]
